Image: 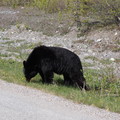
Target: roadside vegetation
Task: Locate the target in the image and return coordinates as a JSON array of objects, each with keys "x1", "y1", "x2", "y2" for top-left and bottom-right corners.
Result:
[
  {"x1": 0, "y1": 59, "x2": 119, "y2": 113},
  {"x1": 0, "y1": 0, "x2": 120, "y2": 35}
]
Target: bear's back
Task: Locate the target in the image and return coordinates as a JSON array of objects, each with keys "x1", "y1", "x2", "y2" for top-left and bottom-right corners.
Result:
[{"x1": 27, "y1": 46, "x2": 82, "y2": 69}]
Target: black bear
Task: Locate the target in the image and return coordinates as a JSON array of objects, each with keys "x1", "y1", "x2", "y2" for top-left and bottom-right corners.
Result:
[{"x1": 23, "y1": 45, "x2": 88, "y2": 90}]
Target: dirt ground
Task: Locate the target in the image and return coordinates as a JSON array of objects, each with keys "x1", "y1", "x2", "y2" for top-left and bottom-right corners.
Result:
[{"x1": 0, "y1": 6, "x2": 120, "y2": 78}]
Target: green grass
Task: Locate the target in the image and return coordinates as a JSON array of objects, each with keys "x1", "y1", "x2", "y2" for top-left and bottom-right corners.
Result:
[
  {"x1": 84, "y1": 56, "x2": 99, "y2": 61},
  {"x1": 82, "y1": 62, "x2": 95, "y2": 67},
  {"x1": 0, "y1": 59, "x2": 120, "y2": 113}
]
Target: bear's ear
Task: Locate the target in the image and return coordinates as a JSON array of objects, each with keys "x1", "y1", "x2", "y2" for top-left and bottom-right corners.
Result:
[{"x1": 23, "y1": 61, "x2": 26, "y2": 67}]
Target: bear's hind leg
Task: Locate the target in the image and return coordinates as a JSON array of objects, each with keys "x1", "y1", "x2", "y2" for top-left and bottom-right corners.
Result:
[
  {"x1": 70, "y1": 73, "x2": 87, "y2": 90},
  {"x1": 63, "y1": 74, "x2": 74, "y2": 86},
  {"x1": 75, "y1": 79, "x2": 86, "y2": 90}
]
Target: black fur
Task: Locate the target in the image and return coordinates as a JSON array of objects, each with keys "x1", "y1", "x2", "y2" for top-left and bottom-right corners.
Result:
[{"x1": 23, "y1": 45, "x2": 88, "y2": 90}]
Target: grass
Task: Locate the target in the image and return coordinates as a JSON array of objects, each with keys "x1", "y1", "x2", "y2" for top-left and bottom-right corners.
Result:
[
  {"x1": 84, "y1": 56, "x2": 99, "y2": 61},
  {"x1": 0, "y1": 59, "x2": 120, "y2": 113},
  {"x1": 99, "y1": 59, "x2": 113, "y2": 65},
  {"x1": 82, "y1": 62, "x2": 95, "y2": 67}
]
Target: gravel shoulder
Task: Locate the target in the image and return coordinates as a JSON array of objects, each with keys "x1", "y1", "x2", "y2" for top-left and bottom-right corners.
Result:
[{"x1": 0, "y1": 79, "x2": 120, "y2": 120}]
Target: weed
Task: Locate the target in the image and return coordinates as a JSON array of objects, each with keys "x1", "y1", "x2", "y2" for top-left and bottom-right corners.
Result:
[
  {"x1": 99, "y1": 59, "x2": 112, "y2": 65},
  {"x1": 83, "y1": 62, "x2": 95, "y2": 67},
  {"x1": 112, "y1": 47, "x2": 120, "y2": 52},
  {"x1": 84, "y1": 56, "x2": 99, "y2": 61},
  {"x1": 53, "y1": 44, "x2": 62, "y2": 47},
  {"x1": 0, "y1": 53, "x2": 9, "y2": 57},
  {"x1": 2, "y1": 38, "x2": 10, "y2": 40},
  {"x1": 115, "y1": 59, "x2": 120, "y2": 63}
]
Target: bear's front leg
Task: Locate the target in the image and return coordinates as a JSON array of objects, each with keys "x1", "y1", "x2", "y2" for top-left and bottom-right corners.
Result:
[
  {"x1": 43, "y1": 71, "x2": 54, "y2": 84},
  {"x1": 39, "y1": 71, "x2": 45, "y2": 83}
]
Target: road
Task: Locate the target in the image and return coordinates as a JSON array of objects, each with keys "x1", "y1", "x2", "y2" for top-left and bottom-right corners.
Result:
[{"x1": 0, "y1": 80, "x2": 120, "y2": 120}]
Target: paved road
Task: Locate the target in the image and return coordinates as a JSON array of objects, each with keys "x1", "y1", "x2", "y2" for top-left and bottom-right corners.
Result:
[{"x1": 0, "y1": 80, "x2": 120, "y2": 120}]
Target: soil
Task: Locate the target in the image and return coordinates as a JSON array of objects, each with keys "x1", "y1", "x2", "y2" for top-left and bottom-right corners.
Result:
[{"x1": 0, "y1": 6, "x2": 120, "y2": 78}]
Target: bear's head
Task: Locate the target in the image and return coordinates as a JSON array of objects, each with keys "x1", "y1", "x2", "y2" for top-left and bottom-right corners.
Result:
[{"x1": 23, "y1": 61, "x2": 38, "y2": 82}]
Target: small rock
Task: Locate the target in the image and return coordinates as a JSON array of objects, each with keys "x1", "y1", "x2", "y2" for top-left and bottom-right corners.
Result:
[
  {"x1": 56, "y1": 31, "x2": 59, "y2": 33},
  {"x1": 32, "y1": 37, "x2": 36, "y2": 40},
  {"x1": 110, "y1": 58, "x2": 115, "y2": 62},
  {"x1": 92, "y1": 53, "x2": 95, "y2": 56},
  {"x1": 29, "y1": 30, "x2": 32, "y2": 32},
  {"x1": 88, "y1": 49, "x2": 92, "y2": 53},
  {"x1": 21, "y1": 7, "x2": 24, "y2": 9},
  {"x1": 115, "y1": 32, "x2": 118, "y2": 36},
  {"x1": 96, "y1": 39, "x2": 102, "y2": 42}
]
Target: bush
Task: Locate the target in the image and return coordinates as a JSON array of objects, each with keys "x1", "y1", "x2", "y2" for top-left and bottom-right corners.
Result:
[
  {"x1": 0, "y1": 0, "x2": 120, "y2": 33},
  {"x1": 90, "y1": 0, "x2": 120, "y2": 26},
  {"x1": 0, "y1": 0, "x2": 33, "y2": 7}
]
